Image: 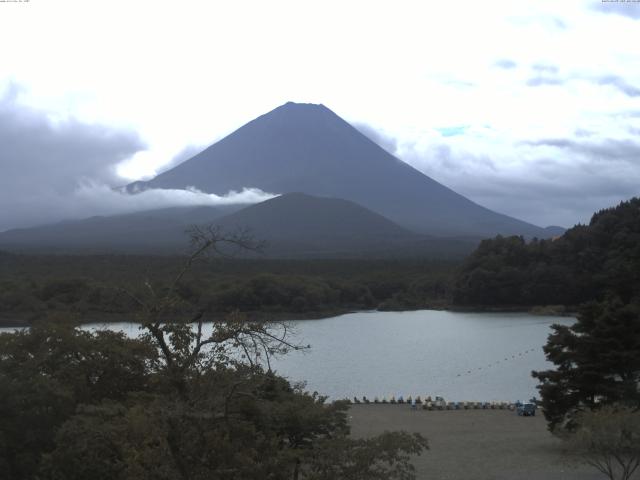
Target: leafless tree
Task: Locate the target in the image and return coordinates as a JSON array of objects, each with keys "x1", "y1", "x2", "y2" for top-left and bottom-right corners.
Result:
[{"x1": 120, "y1": 225, "x2": 305, "y2": 392}]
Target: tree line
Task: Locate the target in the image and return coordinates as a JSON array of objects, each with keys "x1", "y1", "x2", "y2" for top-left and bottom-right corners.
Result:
[
  {"x1": 0, "y1": 255, "x2": 455, "y2": 326},
  {"x1": 452, "y1": 198, "x2": 640, "y2": 307}
]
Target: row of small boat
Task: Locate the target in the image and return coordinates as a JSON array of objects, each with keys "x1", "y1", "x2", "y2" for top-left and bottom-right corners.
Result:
[{"x1": 350, "y1": 396, "x2": 517, "y2": 410}]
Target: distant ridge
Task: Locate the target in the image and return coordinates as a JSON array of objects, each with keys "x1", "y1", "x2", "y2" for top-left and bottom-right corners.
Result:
[
  {"x1": 129, "y1": 101, "x2": 552, "y2": 238},
  {"x1": 219, "y1": 192, "x2": 412, "y2": 240},
  {"x1": 217, "y1": 192, "x2": 419, "y2": 256},
  {"x1": 0, "y1": 193, "x2": 477, "y2": 258},
  {"x1": 0, "y1": 205, "x2": 242, "y2": 254}
]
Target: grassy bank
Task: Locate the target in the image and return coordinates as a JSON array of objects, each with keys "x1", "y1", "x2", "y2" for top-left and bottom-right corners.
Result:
[{"x1": 349, "y1": 404, "x2": 597, "y2": 480}]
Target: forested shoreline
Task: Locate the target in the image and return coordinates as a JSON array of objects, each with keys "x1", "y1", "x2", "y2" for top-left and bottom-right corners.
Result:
[
  {"x1": 0, "y1": 255, "x2": 456, "y2": 327},
  {"x1": 453, "y1": 198, "x2": 640, "y2": 307}
]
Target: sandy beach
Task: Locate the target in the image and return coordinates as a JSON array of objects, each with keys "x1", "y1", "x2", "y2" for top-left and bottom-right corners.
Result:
[{"x1": 349, "y1": 405, "x2": 603, "y2": 480}]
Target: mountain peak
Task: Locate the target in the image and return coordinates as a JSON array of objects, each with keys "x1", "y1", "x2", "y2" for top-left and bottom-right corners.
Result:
[
  {"x1": 262, "y1": 101, "x2": 335, "y2": 123},
  {"x1": 129, "y1": 103, "x2": 551, "y2": 238},
  {"x1": 279, "y1": 101, "x2": 328, "y2": 110},
  {"x1": 281, "y1": 101, "x2": 327, "y2": 110}
]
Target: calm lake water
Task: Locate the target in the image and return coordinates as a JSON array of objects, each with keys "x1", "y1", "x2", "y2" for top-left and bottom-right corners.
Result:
[
  {"x1": 276, "y1": 310, "x2": 573, "y2": 402},
  {"x1": 2, "y1": 310, "x2": 574, "y2": 402}
]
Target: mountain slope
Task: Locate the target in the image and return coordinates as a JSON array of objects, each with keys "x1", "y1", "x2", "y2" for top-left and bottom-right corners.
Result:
[
  {"x1": 130, "y1": 102, "x2": 550, "y2": 238},
  {"x1": 215, "y1": 193, "x2": 478, "y2": 258},
  {"x1": 0, "y1": 194, "x2": 478, "y2": 257},
  {"x1": 219, "y1": 192, "x2": 412, "y2": 240},
  {"x1": 217, "y1": 192, "x2": 419, "y2": 256},
  {"x1": 0, "y1": 205, "x2": 242, "y2": 254}
]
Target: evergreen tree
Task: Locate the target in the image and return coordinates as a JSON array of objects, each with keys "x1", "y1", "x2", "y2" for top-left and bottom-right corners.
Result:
[{"x1": 532, "y1": 298, "x2": 640, "y2": 431}]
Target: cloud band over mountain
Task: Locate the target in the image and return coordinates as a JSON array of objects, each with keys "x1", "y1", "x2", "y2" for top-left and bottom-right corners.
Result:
[{"x1": 0, "y1": 89, "x2": 276, "y2": 232}]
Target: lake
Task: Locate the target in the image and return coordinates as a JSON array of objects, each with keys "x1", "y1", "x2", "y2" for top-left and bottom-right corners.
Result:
[{"x1": 73, "y1": 309, "x2": 573, "y2": 402}]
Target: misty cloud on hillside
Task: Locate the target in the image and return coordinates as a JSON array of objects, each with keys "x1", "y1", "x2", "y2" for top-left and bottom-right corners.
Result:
[
  {"x1": 75, "y1": 184, "x2": 277, "y2": 217},
  {"x1": 0, "y1": 91, "x2": 275, "y2": 231},
  {"x1": 355, "y1": 121, "x2": 640, "y2": 228}
]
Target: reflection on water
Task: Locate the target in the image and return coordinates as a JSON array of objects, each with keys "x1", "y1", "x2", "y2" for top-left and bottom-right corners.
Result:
[{"x1": 2, "y1": 310, "x2": 574, "y2": 402}]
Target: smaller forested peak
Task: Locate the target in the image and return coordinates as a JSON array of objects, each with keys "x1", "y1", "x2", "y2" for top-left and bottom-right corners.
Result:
[{"x1": 452, "y1": 196, "x2": 640, "y2": 307}]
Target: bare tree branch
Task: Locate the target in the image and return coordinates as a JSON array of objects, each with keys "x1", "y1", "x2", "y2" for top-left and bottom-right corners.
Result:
[{"x1": 118, "y1": 224, "x2": 304, "y2": 383}]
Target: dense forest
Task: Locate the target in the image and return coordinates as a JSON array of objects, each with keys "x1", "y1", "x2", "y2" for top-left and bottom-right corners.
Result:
[
  {"x1": 452, "y1": 198, "x2": 640, "y2": 308},
  {"x1": 0, "y1": 255, "x2": 455, "y2": 326},
  {"x1": 0, "y1": 231, "x2": 428, "y2": 479}
]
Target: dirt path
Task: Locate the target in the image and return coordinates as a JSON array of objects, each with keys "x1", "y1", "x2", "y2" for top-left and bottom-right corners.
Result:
[{"x1": 349, "y1": 405, "x2": 605, "y2": 480}]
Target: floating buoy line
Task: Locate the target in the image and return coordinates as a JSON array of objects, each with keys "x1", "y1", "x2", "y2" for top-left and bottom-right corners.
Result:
[
  {"x1": 453, "y1": 347, "x2": 540, "y2": 378},
  {"x1": 346, "y1": 346, "x2": 542, "y2": 409}
]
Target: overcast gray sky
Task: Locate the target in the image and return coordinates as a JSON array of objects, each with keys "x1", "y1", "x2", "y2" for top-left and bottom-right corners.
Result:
[{"x1": 0, "y1": 0, "x2": 639, "y2": 231}]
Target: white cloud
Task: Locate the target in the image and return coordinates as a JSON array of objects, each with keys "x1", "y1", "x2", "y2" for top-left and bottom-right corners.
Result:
[{"x1": 72, "y1": 184, "x2": 277, "y2": 217}]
